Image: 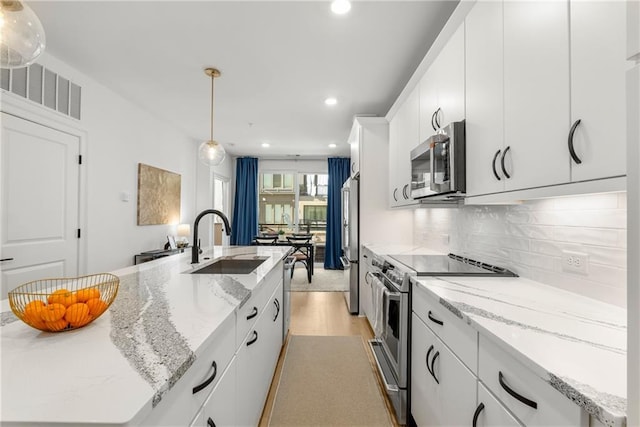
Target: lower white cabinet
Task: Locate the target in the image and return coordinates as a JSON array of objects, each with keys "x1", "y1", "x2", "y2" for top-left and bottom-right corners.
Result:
[
  {"x1": 190, "y1": 359, "x2": 237, "y2": 427},
  {"x1": 411, "y1": 313, "x2": 477, "y2": 426},
  {"x1": 360, "y1": 247, "x2": 374, "y2": 323},
  {"x1": 236, "y1": 281, "x2": 284, "y2": 426},
  {"x1": 474, "y1": 382, "x2": 522, "y2": 427}
]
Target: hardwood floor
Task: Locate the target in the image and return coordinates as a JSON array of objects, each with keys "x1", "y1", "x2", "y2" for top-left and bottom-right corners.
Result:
[{"x1": 259, "y1": 292, "x2": 401, "y2": 427}]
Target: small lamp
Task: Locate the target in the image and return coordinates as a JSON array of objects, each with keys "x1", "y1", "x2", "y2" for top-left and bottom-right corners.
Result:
[{"x1": 177, "y1": 223, "x2": 191, "y2": 248}]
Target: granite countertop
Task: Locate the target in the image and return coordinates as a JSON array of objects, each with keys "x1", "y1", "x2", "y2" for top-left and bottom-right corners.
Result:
[
  {"x1": 0, "y1": 245, "x2": 290, "y2": 426},
  {"x1": 413, "y1": 275, "x2": 627, "y2": 427}
]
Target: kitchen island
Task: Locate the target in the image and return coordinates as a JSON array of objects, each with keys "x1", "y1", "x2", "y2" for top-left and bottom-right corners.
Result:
[{"x1": 0, "y1": 245, "x2": 291, "y2": 426}]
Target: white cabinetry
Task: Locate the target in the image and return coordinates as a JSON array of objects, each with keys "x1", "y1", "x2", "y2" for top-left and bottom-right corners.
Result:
[
  {"x1": 419, "y1": 24, "x2": 465, "y2": 142},
  {"x1": 236, "y1": 281, "x2": 283, "y2": 427},
  {"x1": 411, "y1": 313, "x2": 477, "y2": 426},
  {"x1": 388, "y1": 89, "x2": 419, "y2": 207},
  {"x1": 465, "y1": 0, "x2": 628, "y2": 199},
  {"x1": 360, "y1": 246, "x2": 374, "y2": 325},
  {"x1": 349, "y1": 123, "x2": 360, "y2": 178},
  {"x1": 473, "y1": 382, "x2": 522, "y2": 427},
  {"x1": 191, "y1": 359, "x2": 237, "y2": 427},
  {"x1": 569, "y1": 0, "x2": 627, "y2": 182}
]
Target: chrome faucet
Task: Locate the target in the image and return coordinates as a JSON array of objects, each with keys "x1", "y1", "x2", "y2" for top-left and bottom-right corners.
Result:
[{"x1": 191, "y1": 209, "x2": 232, "y2": 264}]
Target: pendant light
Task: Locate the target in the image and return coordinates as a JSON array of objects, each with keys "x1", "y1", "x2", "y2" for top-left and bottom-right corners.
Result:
[
  {"x1": 0, "y1": 0, "x2": 46, "y2": 68},
  {"x1": 198, "y1": 67, "x2": 226, "y2": 167}
]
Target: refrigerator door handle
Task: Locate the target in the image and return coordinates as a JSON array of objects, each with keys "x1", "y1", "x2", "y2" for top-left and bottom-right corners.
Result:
[{"x1": 340, "y1": 256, "x2": 351, "y2": 270}]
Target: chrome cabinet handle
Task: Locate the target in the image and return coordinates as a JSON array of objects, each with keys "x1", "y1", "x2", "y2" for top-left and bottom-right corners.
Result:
[
  {"x1": 472, "y1": 403, "x2": 485, "y2": 427},
  {"x1": 499, "y1": 371, "x2": 538, "y2": 409},
  {"x1": 428, "y1": 310, "x2": 443, "y2": 326},
  {"x1": 192, "y1": 360, "x2": 217, "y2": 394},
  {"x1": 246, "y1": 306, "x2": 258, "y2": 320},
  {"x1": 500, "y1": 146, "x2": 511, "y2": 179},
  {"x1": 568, "y1": 119, "x2": 582, "y2": 164},
  {"x1": 492, "y1": 150, "x2": 502, "y2": 181}
]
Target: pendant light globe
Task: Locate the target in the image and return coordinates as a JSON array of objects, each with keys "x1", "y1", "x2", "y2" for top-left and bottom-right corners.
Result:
[
  {"x1": 198, "y1": 67, "x2": 226, "y2": 167},
  {"x1": 198, "y1": 139, "x2": 226, "y2": 166},
  {"x1": 0, "y1": 0, "x2": 46, "y2": 68}
]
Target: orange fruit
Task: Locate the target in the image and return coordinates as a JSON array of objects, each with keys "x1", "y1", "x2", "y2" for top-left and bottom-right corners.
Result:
[
  {"x1": 23, "y1": 300, "x2": 46, "y2": 323},
  {"x1": 64, "y1": 303, "x2": 90, "y2": 325},
  {"x1": 86, "y1": 298, "x2": 108, "y2": 317},
  {"x1": 45, "y1": 318, "x2": 69, "y2": 332},
  {"x1": 48, "y1": 289, "x2": 77, "y2": 307},
  {"x1": 75, "y1": 287, "x2": 100, "y2": 302},
  {"x1": 70, "y1": 314, "x2": 92, "y2": 328},
  {"x1": 40, "y1": 303, "x2": 66, "y2": 322}
]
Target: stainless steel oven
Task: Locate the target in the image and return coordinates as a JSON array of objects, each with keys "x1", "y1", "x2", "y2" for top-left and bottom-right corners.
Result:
[{"x1": 369, "y1": 255, "x2": 412, "y2": 425}]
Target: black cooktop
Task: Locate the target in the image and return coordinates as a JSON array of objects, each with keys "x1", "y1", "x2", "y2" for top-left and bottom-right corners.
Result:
[{"x1": 388, "y1": 253, "x2": 517, "y2": 277}]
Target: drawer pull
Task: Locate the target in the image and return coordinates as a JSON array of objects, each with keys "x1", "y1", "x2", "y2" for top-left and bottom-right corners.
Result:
[
  {"x1": 472, "y1": 403, "x2": 485, "y2": 427},
  {"x1": 492, "y1": 150, "x2": 502, "y2": 180},
  {"x1": 430, "y1": 351, "x2": 440, "y2": 384},
  {"x1": 499, "y1": 371, "x2": 538, "y2": 409},
  {"x1": 500, "y1": 146, "x2": 511, "y2": 179},
  {"x1": 273, "y1": 298, "x2": 280, "y2": 321},
  {"x1": 425, "y1": 345, "x2": 435, "y2": 377},
  {"x1": 246, "y1": 306, "x2": 258, "y2": 320},
  {"x1": 192, "y1": 360, "x2": 217, "y2": 394},
  {"x1": 247, "y1": 330, "x2": 259, "y2": 346},
  {"x1": 428, "y1": 310, "x2": 443, "y2": 326},
  {"x1": 568, "y1": 119, "x2": 582, "y2": 164},
  {"x1": 207, "y1": 417, "x2": 216, "y2": 427}
]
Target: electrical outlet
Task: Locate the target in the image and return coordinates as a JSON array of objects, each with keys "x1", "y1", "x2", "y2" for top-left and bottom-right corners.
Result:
[{"x1": 561, "y1": 250, "x2": 589, "y2": 275}]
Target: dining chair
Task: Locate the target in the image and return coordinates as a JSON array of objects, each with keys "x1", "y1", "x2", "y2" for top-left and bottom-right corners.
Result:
[
  {"x1": 286, "y1": 235, "x2": 312, "y2": 283},
  {"x1": 254, "y1": 236, "x2": 277, "y2": 245}
]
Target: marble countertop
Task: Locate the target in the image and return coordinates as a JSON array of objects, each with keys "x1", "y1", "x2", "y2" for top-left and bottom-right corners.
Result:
[
  {"x1": 413, "y1": 276, "x2": 627, "y2": 427},
  {"x1": 0, "y1": 245, "x2": 291, "y2": 426}
]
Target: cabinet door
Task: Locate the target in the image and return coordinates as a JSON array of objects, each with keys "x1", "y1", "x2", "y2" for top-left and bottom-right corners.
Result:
[
  {"x1": 411, "y1": 313, "x2": 477, "y2": 426},
  {"x1": 569, "y1": 0, "x2": 627, "y2": 181},
  {"x1": 360, "y1": 249, "x2": 374, "y2": 326},
  {"x1": 349, "y1": 122, "x2": 360, "y2": 178},
  {"x1": 419, "y1": 66, "x2": 439, "y2": 142},
  {"x1": 388, "y1": 111, "x2": 402, "y2": 207},
  {"x1": 503, "y1": 0, "x2": 571, "y2": 190},
  {"x1": 435, "y1": 24, "x2": 465, "y2": 126},
  {"x1": 465, "y1": 0, "x2": 506, "y2": 197},
  {"x1": 199, "y1": 360, "x2": 237, "y2": 427},
  {"x1": 395, "y1": 89, "x2": 420, "y2": 207},
  {"x1": 474, "y1": 382, "x2": 522, "y2": 427},
  {"x1": 235, "y1": 282, "x2": 283, "y2": 427}
]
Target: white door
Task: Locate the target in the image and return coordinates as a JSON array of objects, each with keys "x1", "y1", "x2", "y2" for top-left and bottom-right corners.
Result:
[{"x1": 1, "y1": 113, "x2": 80, "y2": 297}]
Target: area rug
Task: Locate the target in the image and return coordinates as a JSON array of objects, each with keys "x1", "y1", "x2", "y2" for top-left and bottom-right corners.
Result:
[
  {"x1": 268, "y1": 335, "x2": 393, "y2": 426},
  {"x1": 291, "y1": 266, "x2": 346, "y2": 292}
]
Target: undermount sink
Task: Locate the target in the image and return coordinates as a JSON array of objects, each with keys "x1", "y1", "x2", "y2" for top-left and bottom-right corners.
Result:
[{"x1": 190, "y1": 256, "x2": 269, "y2": 275}]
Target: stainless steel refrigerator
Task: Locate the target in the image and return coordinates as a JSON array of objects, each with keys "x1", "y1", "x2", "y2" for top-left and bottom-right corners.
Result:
[{"x1": 340, "y1": 177, "x2": 359, "y2": 314}]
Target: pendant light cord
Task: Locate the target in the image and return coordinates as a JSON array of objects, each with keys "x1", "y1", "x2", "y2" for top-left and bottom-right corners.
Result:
[{"x1": 210, "y1": 74, "x2": 214, "y2": 142}]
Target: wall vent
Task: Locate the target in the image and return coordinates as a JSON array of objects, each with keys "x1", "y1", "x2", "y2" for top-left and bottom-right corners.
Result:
[{"x1": 1, "y1": 64, "x2": 82, "y2": 120}]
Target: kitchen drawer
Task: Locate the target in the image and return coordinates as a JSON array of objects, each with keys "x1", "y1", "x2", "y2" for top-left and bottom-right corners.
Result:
[
  {"x1": 236, "y1": 261, "x2": 282, "y2": 346},
  {"x1": 412, "y1": 280, "x2": 478, "y2": 373},
  {"x1": 141, "y1": 313, "x2": 236, "y2": 426},
  {"x1": 475, "y1": 382, "x2": 522, "y2": 427},
  {"x1": 478, "y1": 335, "x2": 587, "y2": 427}
]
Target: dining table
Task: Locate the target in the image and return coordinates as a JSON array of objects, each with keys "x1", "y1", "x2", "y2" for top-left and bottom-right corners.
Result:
[{"x1": 253, "y1": 238, "x2": 315, "y2": 276}]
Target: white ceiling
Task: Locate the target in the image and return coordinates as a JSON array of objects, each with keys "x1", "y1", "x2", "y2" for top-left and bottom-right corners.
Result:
[{"x1": 29, "y1": 1, "x2": 458, "y2": 158}]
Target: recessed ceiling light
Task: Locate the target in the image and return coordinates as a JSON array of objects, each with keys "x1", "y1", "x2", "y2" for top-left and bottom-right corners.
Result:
[
  {"x1": 262, "y1": 143, "x2": 270, "y2": 148},
  {"x1": 325, "y1": 97, "x2": 337, "y2": 106},
  {"x1": 329, "y1": 143, "x2": 337, "y2": 148},
  {"x1": 331, "y1": 0, "x2": 351, "y2": 15}
]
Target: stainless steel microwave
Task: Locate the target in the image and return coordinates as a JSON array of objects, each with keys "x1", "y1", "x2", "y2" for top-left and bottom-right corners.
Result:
[{"x1": 410, "y1": 120, "x2": 466, "y2": 200}]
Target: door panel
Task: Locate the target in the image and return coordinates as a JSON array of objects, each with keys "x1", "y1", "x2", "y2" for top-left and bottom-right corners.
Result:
[{"x1": 1, "y1": 113, "x2": 80, "y2": 297}]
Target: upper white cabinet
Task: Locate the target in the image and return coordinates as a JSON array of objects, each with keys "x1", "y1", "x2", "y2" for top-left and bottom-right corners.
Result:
[
  {"x1": 503, "y1": 0, "x2": 571, "y2": 190},
  {"x1": 465, "y1": 0, "x2": 627, "y2": 198},
  {"x1": 389, "y1": 89, "x2": 420, "y2": 207},
  {"x1": 569, "y1": 0, "x2": 627, "y2": 182},
  {"x1": 465, "y1": 0, "x2": 506, "y2": 197},
  {"x1": 419, "y1": 24, "x2": 466, "y2": 143},
  {"x1": 349, "y1": 123, "x2": 360, "y2": 178}
]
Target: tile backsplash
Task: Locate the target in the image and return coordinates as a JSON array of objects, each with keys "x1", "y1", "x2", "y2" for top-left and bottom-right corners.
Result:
[{"x1": 413, "y1": 193, "x2": 627, "y2": 307}]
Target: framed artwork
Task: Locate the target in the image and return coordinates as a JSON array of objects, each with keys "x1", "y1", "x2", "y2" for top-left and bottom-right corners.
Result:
[{"x1": 137, "y1": 163, "x2": 181, "y2": 225}]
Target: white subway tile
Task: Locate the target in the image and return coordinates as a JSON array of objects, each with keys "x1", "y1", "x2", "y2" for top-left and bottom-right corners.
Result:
[
  {"x1": 551, "y1": 193, "x2": 619, "y2": 210},
  {"x1": 552, "y1": 226, "x2": 621, "y2": 246}
]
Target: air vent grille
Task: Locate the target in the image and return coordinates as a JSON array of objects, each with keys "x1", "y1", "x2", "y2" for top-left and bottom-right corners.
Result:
[{"x1": 1, "y1": 64, "x2": 82, "y2": 120}]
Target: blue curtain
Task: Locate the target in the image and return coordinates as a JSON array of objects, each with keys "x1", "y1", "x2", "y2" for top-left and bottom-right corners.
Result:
[
  {"x1": 231, "y1": 157, "x2": 259, "y2": 245},
  {"x1": 324, "y1": 157, "x2": 351, "y2": 269}
]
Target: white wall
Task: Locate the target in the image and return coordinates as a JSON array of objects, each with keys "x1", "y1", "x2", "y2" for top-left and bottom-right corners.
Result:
[
  {"x1": 15, "y1": 52, "x2": 232, "y2": 273},
  {"x1": 414, "y1": 193, "x2": 627, "y2": 308}
]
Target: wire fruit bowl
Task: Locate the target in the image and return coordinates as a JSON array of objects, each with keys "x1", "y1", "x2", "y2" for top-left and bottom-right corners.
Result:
[{"x1": 8, "y1": 273, "x2": 119, "y2": 332}]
